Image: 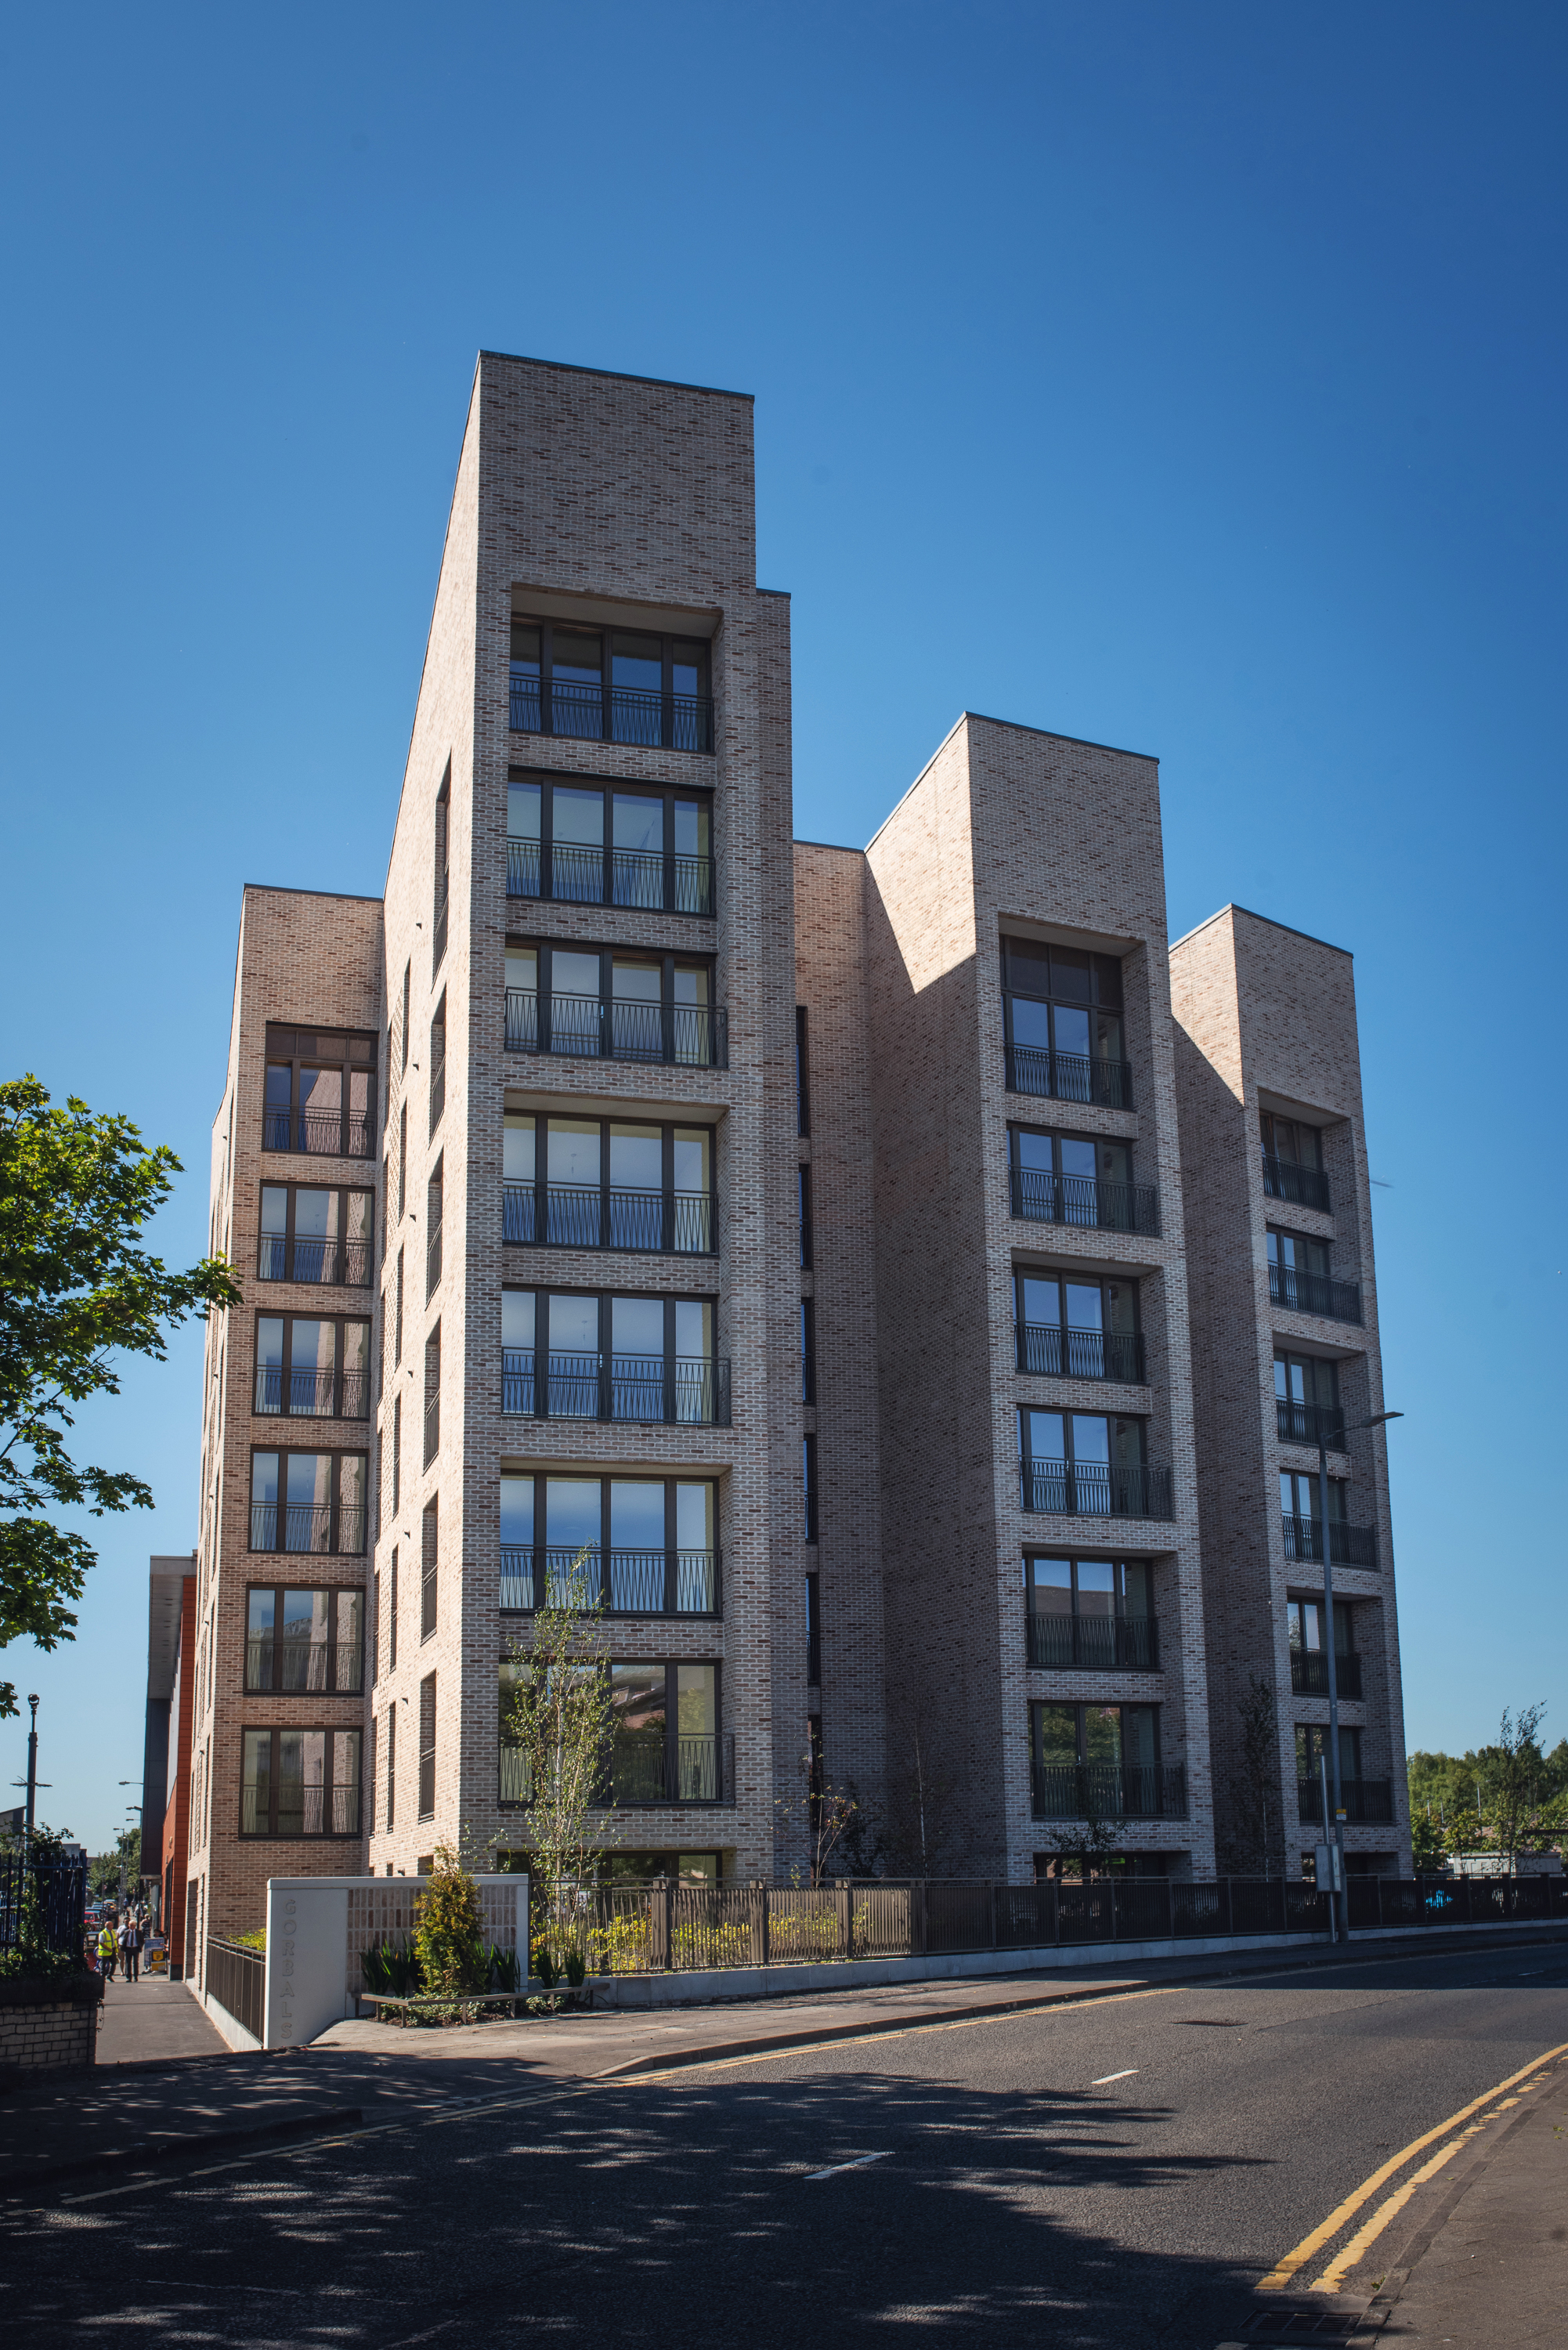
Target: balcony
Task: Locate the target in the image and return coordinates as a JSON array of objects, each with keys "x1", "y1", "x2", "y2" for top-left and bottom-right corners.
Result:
[
  {"x1": 1297, "y1": 1777, "x2": 1394, "y2": 1825},
  {"x1": 1021, "y1": 1460, "x2": 1174, "y2": 1520},
  {"x1": 245, "y1": 1637, "x2": 363, "y2": 1695},
  {"x1": 1262, "y1": 1152, "x2": 1331, "y2": 1213},
  {"x1": 1010, "y1": 1166, "x2": 1159, "y2": 1236},
  {"x1": 504, "y1": 990, "x2": 728, "y2": 1070},
  {"x1": 1276, "y1": 1397, "x2": 1346, "y2": 1448},
  {"x1": 500, "y1": 1546, "x2": 720, "y2": 1615},
  {"x1": 257, "y1": 1235, "x2": 372, "y2": 1287},
  {"x1": 1031, "y1": 1762, "x2": 1188, "y2": 1819},
  {"x1": 1281, "y1": 1513, "x2": 1378, "y2": 1568},
  {"x1": 253, "y1": 1368, "x2": 369, "y2": 1421},
  {"x1": 248, "y1": 1502, "x2": 366, "y2": 1556},
  {"x1": 501, "y1": 1349, "x2": 732, "y2": 1427},
  {"x1": 263, "y1": 1109, "x2": 374, "y2": 1160},
  {"x1": 502, "y1": 1181, "x2": 714, "y2": 1256},
  {"x1": 1290, "y1": 1647, "x2": 1364, "y2": 1699},
  {"x1": 1017, "y1": 1324, "x2": 1146, "y2": 1383},
  {"x1": 508, "y1": 837, "x2": 715, "y2": 917},
  {"x1": 498, "y1": 1733, "x2": 732, "y2": 1806},
  {"x1": 1269, "y1": 1262, "x2": 1361, "y2": 1324},
  {"x1": 1026, "y1": 1614, "x2": 1160, "y2": 1671},
  {"x1": 509, "y1": 670, "x2": 714, "y2": 754},
  {"x1": 1004, "y1": 1031, "x2": 1133, "y2": 1111}
]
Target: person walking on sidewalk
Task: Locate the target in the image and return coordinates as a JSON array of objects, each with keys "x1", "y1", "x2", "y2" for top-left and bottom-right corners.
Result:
[
  {"x1": 121, "y1": 1911, "x2": 143, "y2": 1983},
  {"x1": 97, "y1": 1918, "x2": 117, "y2": 1980}
]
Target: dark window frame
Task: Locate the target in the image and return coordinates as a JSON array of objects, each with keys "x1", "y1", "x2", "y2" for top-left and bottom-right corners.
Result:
[
  {"x1": 502, "y1": 1113, "x2": 717, "y2": 1257},
  {"x1": 499, "y1": 1285, "x2": 726, "y2": 1427},
  {"x1": 244, "y1": 1582, "x2": 365, "y2": 1695},
  {"x1": 240, "y1": 1724, "x2": 362, "y2": 1839},
  {"x1": 262, "y1": 1025, "x2": 378, "y2": 1159},
  {"x1": 418, "y1": 1672, "x2": 437, "y2": 1821},
  {"x1": 500, "y1": 1658, "x2": 724, "y2": 1810},
  {"x1": 999, "y1": 941, "x2": 1130, "y2": 1110},
  {"x1": 251, "y1": 1310, "x2": 372, "y2": 1422},
  {"x1": 798, "y1": 1164, "x2": 814, "y2": 1268},
  {"x1": 256, "y1": 1183, "x2": 375, "y2": 1287},
  {"x1": 803, "y1": 1432, "x2": 818, "y2": 1543},
  {"x1": 1013, "y1": 1267, "x2": 1143, "y2": 1383},
  {"x1": 1006, "y1": 1123, "x2": 1155, "y2": 1235},
  {"x1": 247, "y1": 1447, "x2": 369, "y2": 1557},
  {"x1": 506, "y1": 768, "x2": 716, "y2": 914},
  {"x1": 509, "y1": 618, "x2": 714, "y2": 754},
  {"x1": 499, "y1": 1471, "x2": 721, "y2": 1619},
  {"x1": 504, "y1": 938, "x2": 726, "y2": 1069},
  {"x1": 421, "y1": 1499, "x2": 438, "y2": 1642}
]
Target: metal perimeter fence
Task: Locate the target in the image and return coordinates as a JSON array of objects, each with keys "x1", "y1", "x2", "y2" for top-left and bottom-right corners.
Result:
[
  {"x1": 0, "y1": 1847, "x2": 87, "y2": 1957},
  {"x1": 565, "y1": 1872, "x2": 1568, "y2": 1976},
  {"x1": 206, "y1": 1937, "x2": 266, "y2": 2038}
]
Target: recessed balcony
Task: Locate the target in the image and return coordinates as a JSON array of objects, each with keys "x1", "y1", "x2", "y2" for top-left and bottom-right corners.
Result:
[
  {"x1": 509, "y1": 672, "x2": 714, "y2": 754},
  {"x1": 1298, "y1": 1776, "x2": 1393, "y2": 1824},
  {"x1": 500, "y1": 1545, "x2": 720, "y2": 1616},
  {"x1": 500, "y1": 1348, "x2": 731, "y2": 1427},
  {"x1": 1004, "y1": 1029, "x2": 1133, "y2": 1112},
  {"x1": 499, "y1": 1734, "x2": 732, "y2": 1806},
  {"x1": 504, "y1": 989, "x2": 728, "y2": 1070},
  {"x1": 502, "y1": 1180, "x2": 714, "y2": 1256},
  {"x1": 1262, "y1": 1152, "x2": 1331, "y2": 1213},
  {"x1": 1290, "y1": 1647, "x2": 1364, "y2": 1699},
  {"x1": 1009, "y1": 1166, "x2": 1159, "y2": 1235},
  {"x1": 1281, "y1": 1512, "x2": 1378, "y2": 1568},
  {"x1": 508, "y1": 836, "x2": 715, "y2": 916},
  {"x1": 1276, "y1": 1397, "x2": 1346, "y2": 1448},
  {"x1": 1269, "y1": 1262, "x2": 1361, "y2": 1324},
  {"x1": 1031, "y1": 1762, "x2": 1187, "y2": 1819},
  {"x1": 1017, "y1": 1323, "x2": 1146, "y2": 1383},
  {"x1": 1026, "y1": 1612, "x2": 1160, "y2": 1671},
  {"x1": 1021, "y1": 1460, "x2": 1174, "y2": 1520}
]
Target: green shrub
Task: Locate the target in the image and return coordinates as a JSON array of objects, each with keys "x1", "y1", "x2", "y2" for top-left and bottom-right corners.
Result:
[{"x1": 412, "y1": 1848, "x2": 486, "y2": 1998}]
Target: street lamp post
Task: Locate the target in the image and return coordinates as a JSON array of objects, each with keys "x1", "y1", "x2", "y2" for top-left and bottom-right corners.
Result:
[{"x1": 1317, "y1": 1408, "x2": 1403, "y2": 1941}]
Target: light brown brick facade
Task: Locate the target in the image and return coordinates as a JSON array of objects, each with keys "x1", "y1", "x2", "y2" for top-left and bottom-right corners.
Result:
[{"x1": 181, "y1": 359, "x2": 1407, "y2": 1952}]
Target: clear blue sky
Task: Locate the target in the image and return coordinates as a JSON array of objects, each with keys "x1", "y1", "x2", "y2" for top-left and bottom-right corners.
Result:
[{"x1": 2, "y1": 3, "x2": 1563, "y2": 1850}]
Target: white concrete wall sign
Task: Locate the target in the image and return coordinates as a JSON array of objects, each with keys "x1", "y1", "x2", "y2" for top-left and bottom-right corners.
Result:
[{"x1": 266, "y1": 1878, "x2": 350, "y2": 2051}]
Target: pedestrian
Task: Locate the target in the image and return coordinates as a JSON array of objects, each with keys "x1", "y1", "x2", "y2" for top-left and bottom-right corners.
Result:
[
  {"x1": 97, "y1": 1918, "x2": 117, "y2": 1980},
  {"x1": 121, "y1": 1911, "x2": 143, "y2": 1984}
]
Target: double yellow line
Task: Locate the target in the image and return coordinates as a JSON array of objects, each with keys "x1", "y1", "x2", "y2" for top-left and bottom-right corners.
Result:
[{"x1": 1259, "y1": 2037, "x2": 1568, "y2": 2294}]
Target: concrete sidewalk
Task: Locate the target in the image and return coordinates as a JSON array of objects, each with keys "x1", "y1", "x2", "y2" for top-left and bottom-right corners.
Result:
[{"x1": 95, "y1": 1969, "x2": 228, "y2": 2067}]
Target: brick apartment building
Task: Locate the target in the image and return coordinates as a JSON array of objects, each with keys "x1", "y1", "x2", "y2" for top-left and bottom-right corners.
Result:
[{"x1": 176, "y1": 352, "x2": 1409, "y2": 1977}]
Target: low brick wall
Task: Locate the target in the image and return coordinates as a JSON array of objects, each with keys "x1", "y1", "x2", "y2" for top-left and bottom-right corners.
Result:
[{"x1": 0, "y1": 1974, "x2": 103, "y2": 2080}]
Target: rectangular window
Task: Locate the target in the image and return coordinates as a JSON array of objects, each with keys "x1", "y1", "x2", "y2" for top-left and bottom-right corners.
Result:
[
  {"x1": 395, "y1": 1249, "x2": 405, "y2": 1363},
  {"x1": 1000, "y1": 942, "x2": 1128, "y2": 1109},
  {"x1": 506, "y1": 770, "x2": 714, "y2": 914},
  {"x1": 433, "y1": 772, "x2": 450, "y2": 974},
  {"x1": 263, "y1": 1027, "x2": 377, "y2": 1159},
  {"x1": 1018, "y1": 1409, "x2": 1165, "y2": 1519},
  {"x1": 429, "y1": 997, "x2": 446, "y2": 1137},
  {"x1": 257, "y1": 1184, "x2": 374, "y2": 1286},
  {"x1": 368, "y1": 1714, "x2": 377, "y2": 1835},
  {"x1": 796, "y1": 1007, "x2": 811, "y2": 1136},
  {"x1": 244, "y1": 1585, "x2": 363, "y2": 1693},
  {"x1": 798, "y1": 1165, "x2": 814, "y2": 1268},
  {"x1": 248, "y1": 1450, "x2": 368, "y2": 1556},
  {"x1": 604, "y1": 1661, "x2": 721, "y2": 1805},
  {"x1": 423, "y1": 1326, "x2": 440, "y2": 1465},
  {"x1": 1024, "y1": 1556, "x2": 1156, "y2": 1669},
  {"x1": 500, "y1": 1287, "x2": 727, "y2": 1426},
  {"x1": 1267, "y1": 1228, "x2": 1360, "y2": 1324},
  {"x1": 1261, "y1": 1113, "x2": 1331, "y2": 1211},
  {"x1": 400, "y1": 961, "x2": 410, "y2": 1075},
  {"x1": 1014, "y1": 1270, "x2": 1141, "y2": 1383},
  {"x1": 1029, "y1": 1701, "x2": 1172, "y2": 1817},
  {"x1": 504, "y1": 941, "x2": 724, "y2": 1069},
  {"x1": 370, "y1": 1570, "x2": 378, "y2": 1686},
  {"x1": 510, "y1": 620, "x2": 714, "y2": 753},
  {"x1": 806, "y1": 1571, "x2": 821, "y2": 1687},
  {"x1": 503, "y1": 1112, "x2": 716, "y2": 1255},
  {"x1": 800, "y1": 1297, "x2": 815, "y2": 1405},
  {"x1": 421, "y1": 1500, "x2": 438, "y2": 1642},
  {"x1": 240, "y1": 1726, "x2": 360, "y2": 1837},
  {"x1": 418, "y1": 1673, "x2": 436, "y2": 1820},
  {"x1": 803, "y1": 1433, "x2": 818, "y2": 1543},
  {"x1": 426, "y1": 1160, "x2": 443, "y2": 1299},
  {"x1": 391, "y1": 1395, "x2": 401, "y2": 1514},
  {"x1": 398, "y1": 1101, "x2": 407, "y2": 1220},
  {"x1": 253, "y1": 1313, "x2": 371, "y2": 1419},
  {"x1": 388, "y1": 1546, "x2": 398, "y2": 1671},
  {"x1": 1007, "y1": 1126, "x2": 1154, "y2": 1235},
  {"x1": 499, "y1": 1473, "x2": 718, "y2": 1616},
  {"x1": 1295, "y1": 1723, "x2": 1362, "y2": 1784},
  {"x1": 1274, "y1": 1351, "x2": 1344, "y2": 1444},
  {"x1": 385, "y1": 1701, "x2": 396, "y2": 1828}
]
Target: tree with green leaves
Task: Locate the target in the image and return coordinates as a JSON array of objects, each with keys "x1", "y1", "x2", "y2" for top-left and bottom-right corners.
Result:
[
  {"x1": 1221, "y1": 1675, "x2": 1287, "y2": 1879},
  {"x1": 0, "y1": 1077, "x2": 240, "y2": 1716},
  {"x1": 499, "y1": 1551, "x2": 620, "y2": 1971}
]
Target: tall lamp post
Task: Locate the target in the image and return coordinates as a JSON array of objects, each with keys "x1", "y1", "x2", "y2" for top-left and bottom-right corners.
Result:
[{"x1": 1318, "y1": 1407, "x2": 1403, "y2": 1940}]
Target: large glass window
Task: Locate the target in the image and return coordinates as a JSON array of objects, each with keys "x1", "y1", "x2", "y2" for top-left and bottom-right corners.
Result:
[
  {"x1": 507, "y1": 772, "x2": 714, "y2": 913},
  {"x1": 1029, "y1": 1701, "x2": 1168, "y2": 1815},
  {"x1": 1274, "y1": 1351, "x2": 1343, "y2": 1444},
  {"x1": 1001, "y1": 941, "x2": 1128, "y2": 1108},
  {"x1": 245, "y1": 1587, "x2": 363, "y2": 1693},
  {"x1": 258, "y1": 1184, "x2": 374, "y2": 1285},
  {"x1": 1267, "y1": 1228, "x2": 1360, "y2": 1323},
  {"x1": 610, "y1": 1661, "x2": 720, "y2": 1804},
  {"x1": 1018, "y1": 1408, "x2": 1158, "y2": 1517},
  {"x1": 1260, "y1": 1112, "x2": 1331, "y2": 1211},
  {"x1": 1295, "y1": 1723, "x2": 1362, "y2": 1784},
  {"x1": 1015, "y1": 1270, "x2": 1141, "y2": 1381},
  {"x1": 253, "y1": 1314, "x2": 370, "y2": 1419},
  {"x1": 1024, "y1": 1556, "x2": 1155, "y2": 1668},
  {"x1": 500, "y1": 1288, "x2": 724, "y2": 1425},
  {"x1": 504, "y1": 942, "x2": 723, "y2": 1068},
  {"x1": 248, "y1": 1451, "x2": 367, "y2": 1555},
  {"x1": 499, "y1": 1474, "x2": 717, "y2": 1614},
  {"x1": 503, "y1": 1112, "x2": 715, "y2": 1253},
  {"x1": 262, "y1": 1027, "x2": 376, "y2": 1158},
  {"x1": 240, "y1": 1726, "x2": 360, "y2": 1837},
  {"x1": 510, "y1": 620, "x2": 714, "y2": 752},
  {"x1": 1008, "y1": 1126, "x2": 1152, "y2": 1233}
]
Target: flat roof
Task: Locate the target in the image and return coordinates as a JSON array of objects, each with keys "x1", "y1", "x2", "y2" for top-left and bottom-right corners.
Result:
[
  {"x1": 479, "y1": 349, "x2": 753, "y2": 403},
  {"x1": 1169, "y1": 902, "x2": 1353, "y2": 959},
  {"x1": 243, "y1": 883, "x2": 385, "y2": 906},
  {"x1": 962, "y1": 710, "x2": 1159, "y2": 763}
]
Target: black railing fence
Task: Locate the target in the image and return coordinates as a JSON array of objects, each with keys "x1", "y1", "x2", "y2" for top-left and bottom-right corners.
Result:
[
  {"x1": 501, "y1": 1350, "x2": 731, "y2": 1426},
  {"x1": 262, "y1": 1111, "x2": 374, "y2": 1160},
  {"x1": 0, "y1": 1847, "x2": 86, "y2": 1957},
  {"x1": 1031, "y1": 1762, "x2": 1188, "y2": 1818},
  {"x1": 1262, "y1": 1152, "x2": 1331, "y2": 1213},
  {"x1": 1026, "y1": 1613, "x2": 1160, "y2": 1671},
  {"x1": 257, "y1": 1237, "x2": 372, "y2": 1287},
  {"x1": 1276, "y1": 1397, "x2": 1346, "y2": 1448},
  {"x1": 249, "y1": 1502, "x2": 367, "y2": 1556},
  {"x1": 1290, "y1": 1647, "x2": 1363, "y2": 1699},
  {"x1": 1282, "y1": 1512, "x2": 1378, "y2": 1568},
  {"x1": 507, "y1": 837, "x2": 715, "y2": 916},
  {"x1": 1010, "y1": 1166, "x2": 1160, "y2": 1235},
  {"x1": 1005, "y1": 1037, "x2": 1133, "y2": 1111},
  {"x1": 509, "y1": 671, "x2": 714, "y2": 753},
  {"x1": 500, "y1": 1546, "x2": 720, "y2": 1615},
  {"x1": 1298, "y1": 1777, "x2": 1396, "y2": 1824},
  {"x1": 1021, "y1": 1460, "x2": 1175, "y2": 1520},
  {"x1": 505, "y1": 990, "x2": 727, "y2": 1069},
  {"x1": 206, "y1": 1936, "x2": 266, "y2": 2038},
  {"x1": 497, "y1": 1733, "x2": 734, "y2": 1809},
  {"x1": 502, "y1": 1181, "x2": 714, "y2": 1255},
  {"x1": 253, "y1": 1368, "x2": 369, "y2": 1419},
  {"x1": 1017, "y1": 1324, "x2": 1146, "y2": 1383},
  {"x1": 1269, "y1": 1262, "x2": 1361, "y2": 1324}
]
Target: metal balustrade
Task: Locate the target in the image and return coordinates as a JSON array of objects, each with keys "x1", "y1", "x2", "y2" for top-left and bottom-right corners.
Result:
[
  {"x1": 1297, "y1": 1776, "x2": 1393, "y2": 1824},
  {"x1": 1009, "y1": 1166, "x2": 1160, "y2": 1235},
  {"x1": 499, "y1": 1546, "x2": 720, "y2": 1615},
  {"x1": 1290, "y1": 1647, "x2": 1363, "y2": 1699},
  {"x1": 1003, "y1": 1025, "x2": 1133, "y2": 1109},
  {"x1": 612, "y1": 1734, "x2": 721, "y2": 1805},
  {"x1": 506, "y1": 837, "x2": 716, "y2": 916},
  {"x1": 1017, "y1": 1323, "x2": 1146, "y2": 1383},
  {"x1": 504, "y1": 989, "x2": 727, "y2": 1068},
  {"x1": 500, "y1": 1350, "x2": 731, "y2": 1426},
  {"x1": 252, "y1": 1368, "x2": 369, "y2": 1419},
  {"x1": 1276, "y1": 1397, "x2": 1346, "y2": 1448},
  {"x1": 1025, "y1": 1613, "x2": 1160, "y2": 1671},
  {"x1": 509, "y1": 671, "x2": 714, "y2": 753},
  {"x1": 245, "y1": 1636, "x2": 363, "y2": 1695},
  {"x1": 501, "y1": 1181, "x2": 714, "y2": 1254},
  {"x1": 256, "y1": 1236, "x2": 372, "y2": 1286},
  {"x1": 1020, "y1": 1460, "x2": 1175, "y2": 1520},
  {"x1": 1268, "y1": 1261, "x2": 1361, "y2": 1323},
  {"x1": 1262, "y1": 1152, "x2": 1331, "y2": 1213},
  {"x1": 1281, "y1": 1512, "x2": 1378, "y2": 1567},
  {"x1": 248, "y1": 1502, "x2": 366, "y2": 1556},
  {"x1": 1031, "y1": 1762, "x2": 1188, "y2": 1819},
  {"x1": 263, "y1": 1110, "x2": 374, "y2": 1159}
]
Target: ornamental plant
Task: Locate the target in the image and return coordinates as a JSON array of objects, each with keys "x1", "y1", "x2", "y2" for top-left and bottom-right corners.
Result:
[{"x1": 412, "y1": 1845, "x2": 486, "y2": 1997}]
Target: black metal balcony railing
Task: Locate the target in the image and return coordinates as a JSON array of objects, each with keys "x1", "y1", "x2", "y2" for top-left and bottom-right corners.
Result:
[
  {"x1": 504, "y1": 990, "x2": 728, "y2": 1070},
  {"x1": 263, "y1": 1110, "x2": 374, "y2": 1160},
  {"x1": 509, "y1": 669, "x2": 714, "y2": 754},
  {"x1": 500, "y1": 1546, "x2": 720, "y2": 1615},
  {"x1": 1298, "y1": 1777, "x2": 1393, "y2": 1825},
  {"x1": 256, "y1": 1236, "x2": 373, "y2": 1287},
  {"x1": 1268, "y1": 1262, "x2": 1362, "y2": 1324},
  {"x1": 501, "y1": 1350, "x2": 732, "y2": 1427},
  {"x1": 1005, "y1": 1037, "x2": 1133, "y2": 1111},
  {"x1": 253, "y1": 1368, "x2": 369, "y2": 1420},
  {"x1": 1017, "y1": 1324, "x2": 1146, "y2": 1383},
  {"x1": 248, "y1": 1502, "x2": 366, "y2": 1556},
  {"x1": 1276, "y1": 1397, "x2": 1346, "y2": 1448},
  {"x1": 1281, "y1": 1513, "x2": 1378, "y2": 1568},
  {"x1": 612, "y1": 1735, "x2": 721, "y2": 1805},
  {"x1": 501, "y1": 1182, "x2": 715, "y2": 1256},
  {"x1": 1290, "y1": 1648, "x2": 1364, "y2": 1700},
  {"x1": 1262, "y1": 1152, "x2": 1331, "y2": 1213},
  {"x1": 1026, "y1": 1613, "x2": 1160, "y2": 1672},
  {"x1": 244, "y1": 1638, "x2": 363, "y2": 1696},
  {"x1": 1021, "y1": 1460, "x2": 1175, "y2": 1520},
  {"x1": 507, "y1": 837, "x2": 716, "y2": 918},
  {"x1": 1031, "y1": 1762, "x2": 1188, "y2": 1820},
  {"x1": 1009, "y1": 1166, "x2": 1160, "y2": 1236}
]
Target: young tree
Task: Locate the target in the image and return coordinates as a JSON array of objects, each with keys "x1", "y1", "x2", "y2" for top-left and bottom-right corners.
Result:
[
  {"x1": 0, "y1": 1079, "x2": 240, "y2": 1715},
  {"x1": 499, "y1": 1551, "x2": 619, "y2": 1969},
  {"x1": 1033, "y1": 1805, "x2": 1126, "y2": 1881},
  {"x1": 1488, "y1": 1703, "x2": 1559, "y2": 1870},
  {"x1": 1222, "y1": 1676, "x2": 1287, "y2": 1879},
  {"x1": 413, "y1": 1844, "x2": 487, "y2": 1998},
  {"x1": 882, "y1": 1714, "x2": 967, "y2": 1877}
]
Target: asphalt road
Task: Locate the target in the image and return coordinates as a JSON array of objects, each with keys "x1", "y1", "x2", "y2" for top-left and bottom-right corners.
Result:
[{"x1": 5, "y1": 1936, "x2": 1566, "y2": 2348}]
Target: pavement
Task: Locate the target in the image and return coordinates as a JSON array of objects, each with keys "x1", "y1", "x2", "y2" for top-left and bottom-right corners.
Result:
[{"x1": 93, "y1": 1968, "x2": 228, "y2": 2067}]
